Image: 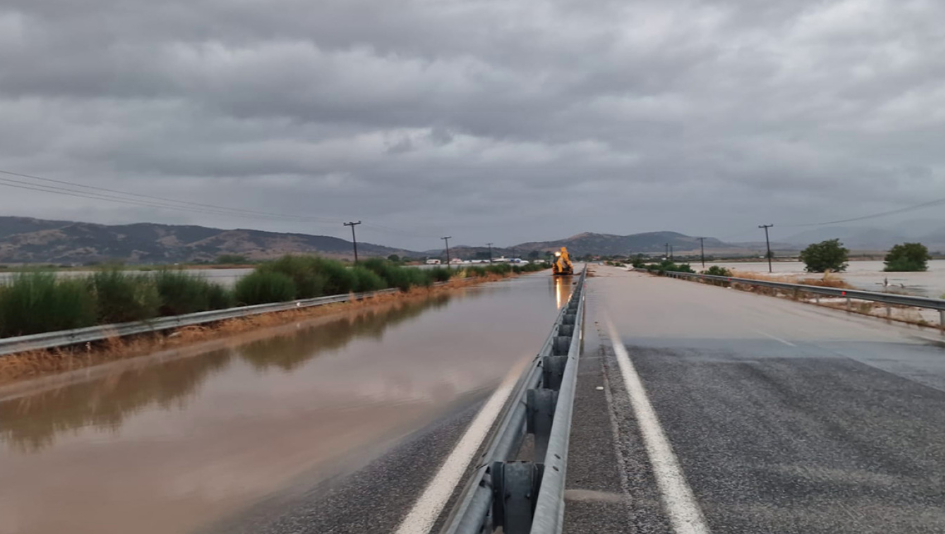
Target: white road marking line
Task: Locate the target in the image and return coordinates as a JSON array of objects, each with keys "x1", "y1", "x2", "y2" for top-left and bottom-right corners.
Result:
[
  {"x1": 605, "y1": 316, "x2": 711, "y2": 534},
  {"x1": 755, "y1": 330, "x2": 796, "y2": 347},
  {"x1": 393, "y1": 361, "x2": 524, "y2": 534}
]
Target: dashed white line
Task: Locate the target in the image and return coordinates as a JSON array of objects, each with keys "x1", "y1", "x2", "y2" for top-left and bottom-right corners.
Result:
[
  {"x1": 393, "y1": 361, "x2": 525, "y2": 534},
  {"x1": 605, "y1": 315, "x2": 711, "y2": 534},
  {"x1": 755, "y1": 330, "x2": 796, "y2": 347}
]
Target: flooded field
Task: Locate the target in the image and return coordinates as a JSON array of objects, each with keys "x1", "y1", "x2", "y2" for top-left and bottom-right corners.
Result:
[
  {"x1": 710, "y1": 260, "x2": 945, "y2": 298},
  {"x1": 0, "y1": 273, "x2": 575, "y2": 534}
]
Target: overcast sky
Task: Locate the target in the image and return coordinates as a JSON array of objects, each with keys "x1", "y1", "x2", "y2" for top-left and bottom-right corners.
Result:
[{"x1": 1, "y1": 0, "x2": 944, "y2": 249}]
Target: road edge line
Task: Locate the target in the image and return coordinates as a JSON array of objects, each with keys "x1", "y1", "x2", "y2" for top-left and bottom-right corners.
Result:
[
  {"x1": 393, "y1": 360, "x2": 524, "y2": 534},
  {"x1": 604, "y1": 315, "x2": 711, "y2": 534}
]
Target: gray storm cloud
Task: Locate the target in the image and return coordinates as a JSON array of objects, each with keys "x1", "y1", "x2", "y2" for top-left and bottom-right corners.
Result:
[{"x1": 1, "y1": 0, "x2": 943, "y2": 248}]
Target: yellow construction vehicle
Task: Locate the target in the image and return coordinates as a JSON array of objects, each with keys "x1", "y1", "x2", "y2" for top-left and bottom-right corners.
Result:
[{"x1": 552, "y1": 247, "x2": 574, "y2": 276}]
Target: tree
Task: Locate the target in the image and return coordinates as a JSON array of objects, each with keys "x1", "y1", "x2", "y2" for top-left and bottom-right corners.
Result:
[
  {"x1": 884, "y1": 243, "x2": 930, "y2": 272},
  {"x1": 799, "y1": 239, "x2": 849, "y2": 273},
  {"x1": 387, "y1": 254, "x2": 400, "y2": 263},
  {"x1": 527, "y1": 250, "x2": 540, "y2": 260}
]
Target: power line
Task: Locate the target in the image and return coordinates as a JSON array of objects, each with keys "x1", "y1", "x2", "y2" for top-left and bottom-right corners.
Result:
[
  {"x1": 0, "y1": 168, "x2": 450, "y2": 240},
  {"x1": 0, "y1": 169, "x2": 343, "y2": 225},
  {"x1": 779, "y1": 196, "x2": 945, "y2": 228}
]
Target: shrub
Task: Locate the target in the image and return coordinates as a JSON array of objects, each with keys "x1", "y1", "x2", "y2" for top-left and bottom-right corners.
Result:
[
  {"x1": 0, "y1": 272, "x2": 98, "y2": 337},
  {"x1": 704, "y1": 266, "x2": 733, "y2": 277},
  {"x1": 154, "y1": 269, "x2": 204, "y2": 315},
  {"x1": 402, "y1": 267, "x2": 434, "y2": 289},
  {"x1": 257, "y1": 256, "x2": 326, "y2": 298},
  {"x1": 351, "y1": 266, "x2": 387, "y2": 292},
  {"x1": 884, "y1": 243, "x2": 930, "y2": 272},
  {"x1": 360, "y1": 258, "x2": 432, "y2": 291},
  {"x1": 429, "y1": 267, "x2": 453, "y2": 282},
  {"x1": 310, "y1": 257, "x2": 356, "y2": 294},
  {"x1": 800, "y1": 239, "x2": 849, "y2": 273},
  {"x1": 206, "y1": 283, "x2": 236, "y2": 310},
  {"x1": 152, "y1": 269, "x2": 235, "y2": 315},
  {"x1": 235, "y1": 271, "x2": 296, "y2": 305},
  {"x1": 465, "y1": 266, "x2": 487, "y2": 278},
  {"x1": 486, "y1": 263, "x2": 512, "y2": 275},
  {"x1": 644, "y1": 260, "x2": 694, "y2": 275},
  {"x1": 89, "y1": 269, "x2": 160, "y2": 323}
]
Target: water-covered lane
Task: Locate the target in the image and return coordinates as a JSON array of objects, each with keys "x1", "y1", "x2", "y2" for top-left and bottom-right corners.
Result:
[{"x1": 0, "y1": 274, "x2": 574, "y2": 534}]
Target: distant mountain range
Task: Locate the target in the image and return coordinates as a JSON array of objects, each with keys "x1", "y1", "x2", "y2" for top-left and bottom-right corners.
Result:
[
  {"x1": 502, "y1": 232, "x2": 735, "y2": 256},
  {"x1": 2, "y1": 216, "x2": 941, "y2": 265},
  {"x1": 0, "y1": 217, "x2": 416, "y2": 264}
]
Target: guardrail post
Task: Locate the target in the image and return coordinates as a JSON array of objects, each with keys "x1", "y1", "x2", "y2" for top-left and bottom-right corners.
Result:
[
  {"x1": 940, "y1": 310, "x2": 945, "y2": 334},
  {"x1": 527, "y1": 388, "x2": 558, "y2": 461},
  {"x1": 552, "y1": 336, "x2": 571, "y2": 355},
  {"x1": 491, "y1": 461, "x2": 543, "y2": 534},
  {"x1": 846, "y1": 297, "x2": 851, "y2": 311},
  {"x1": 542, "y1": 355, "x2": 568, "y2": 391}
]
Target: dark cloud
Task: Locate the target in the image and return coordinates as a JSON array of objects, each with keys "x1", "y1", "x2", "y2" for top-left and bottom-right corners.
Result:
[{"x1": 1, "y1": 0, "x2": 944, "y2": 249}]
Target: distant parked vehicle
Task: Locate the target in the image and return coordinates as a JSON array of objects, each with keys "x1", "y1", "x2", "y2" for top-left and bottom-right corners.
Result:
[{"x1": 426, "y1": 259, "x2": 441, "y2": 265}]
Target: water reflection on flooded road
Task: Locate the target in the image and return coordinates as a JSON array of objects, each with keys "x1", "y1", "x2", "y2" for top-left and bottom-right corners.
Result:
[{"x1": 0, "y1": 274, "x2": 571, "y2": 534}]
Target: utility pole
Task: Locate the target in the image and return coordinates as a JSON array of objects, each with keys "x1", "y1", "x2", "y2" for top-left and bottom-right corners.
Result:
[
  {"x1": 343, "y1": 221, "x2": 362, "y2": 263},
  {"x1": 759, "y1": 224, "x2": 774, "y2": 273},
  {"x1": 442, "y1": 236, "x2": 452, "y2": 268},
  {"x1": 698, "y1": 237, "x2": 706, "y2": 268},
  {"x1": 486, "y1": 242, "x2": 493, "y2": 264},
  {"x1": 665, "y1": 243, "x2": 669, "y2": 260}
]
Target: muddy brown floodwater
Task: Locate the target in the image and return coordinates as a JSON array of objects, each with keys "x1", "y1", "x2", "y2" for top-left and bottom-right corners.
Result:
[{"x1": 0, "y1": 273, "x2": 575, "y2": 534}]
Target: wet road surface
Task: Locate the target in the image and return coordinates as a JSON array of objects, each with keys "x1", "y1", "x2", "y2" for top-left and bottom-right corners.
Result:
[
  {"x1": 566, "y1": 267, "x2": 945, "y2": 533},
  {"x1": 0, "y1": 273, "x2": 574, "y2": 534}
]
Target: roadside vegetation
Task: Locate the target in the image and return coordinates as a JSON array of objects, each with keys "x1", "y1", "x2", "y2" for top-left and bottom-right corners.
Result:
[
  {"x1": 703, "y1": 266, "x2": 733, "y2": 277},
  {"x1": 641, "y1": 260, "x2": 695, "y2": 275},
  {"x1": 800, "y1": 239, "x2": 849, "y2": 273},
  {"x1": 884, "y1": 243, "x2": 931, "y2": 272},
  {"x1": 0, "y1": 256, "x2": 550, "y2": 338}
]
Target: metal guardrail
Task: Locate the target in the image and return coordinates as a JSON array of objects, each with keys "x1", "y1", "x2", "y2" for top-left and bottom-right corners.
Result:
[
  {"x1": 633, "y1": 267, "x2": 945, "y2": 330},
  {"x1": 443, "y1": 269, "x2": 586, "y2": 534},
  {"x1": 0, "y1": 288, "x2": 402, "y2": 357}
]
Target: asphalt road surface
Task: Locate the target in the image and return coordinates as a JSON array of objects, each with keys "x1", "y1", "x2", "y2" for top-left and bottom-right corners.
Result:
[{"x1": 565, "y1": 266, "x2": 945, "y2": 534}]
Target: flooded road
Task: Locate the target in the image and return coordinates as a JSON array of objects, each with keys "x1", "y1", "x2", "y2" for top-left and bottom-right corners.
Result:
[
  {"x1": 0, "y1": 274, "x2": 574, "y2": 534},
  {"x1": 710, "y1": 260, "x2": 945, "y2": 298}
]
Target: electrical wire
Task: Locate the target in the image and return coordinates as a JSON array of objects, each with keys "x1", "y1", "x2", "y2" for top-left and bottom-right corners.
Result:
[
  {"x1": 777, "y1": 196, "x2": 945, "y2": 228},
  {"x1": 0, "y1": 169, "x2": 343, "y2": 225},
  {"x1": 0, "y1": 177, "x2": 341, "y2": 226},
  {"x1": 0, "y1": 169, "x2": 450, "y2": 240}
]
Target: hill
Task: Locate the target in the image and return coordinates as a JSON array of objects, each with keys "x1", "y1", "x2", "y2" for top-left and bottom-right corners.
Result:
[
  {"x1": 508, "y1": 232, "x2": 736, "y2": 257},
  {"x1": 0, "y1": 217, "x2": 418, "y2": 264}
]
